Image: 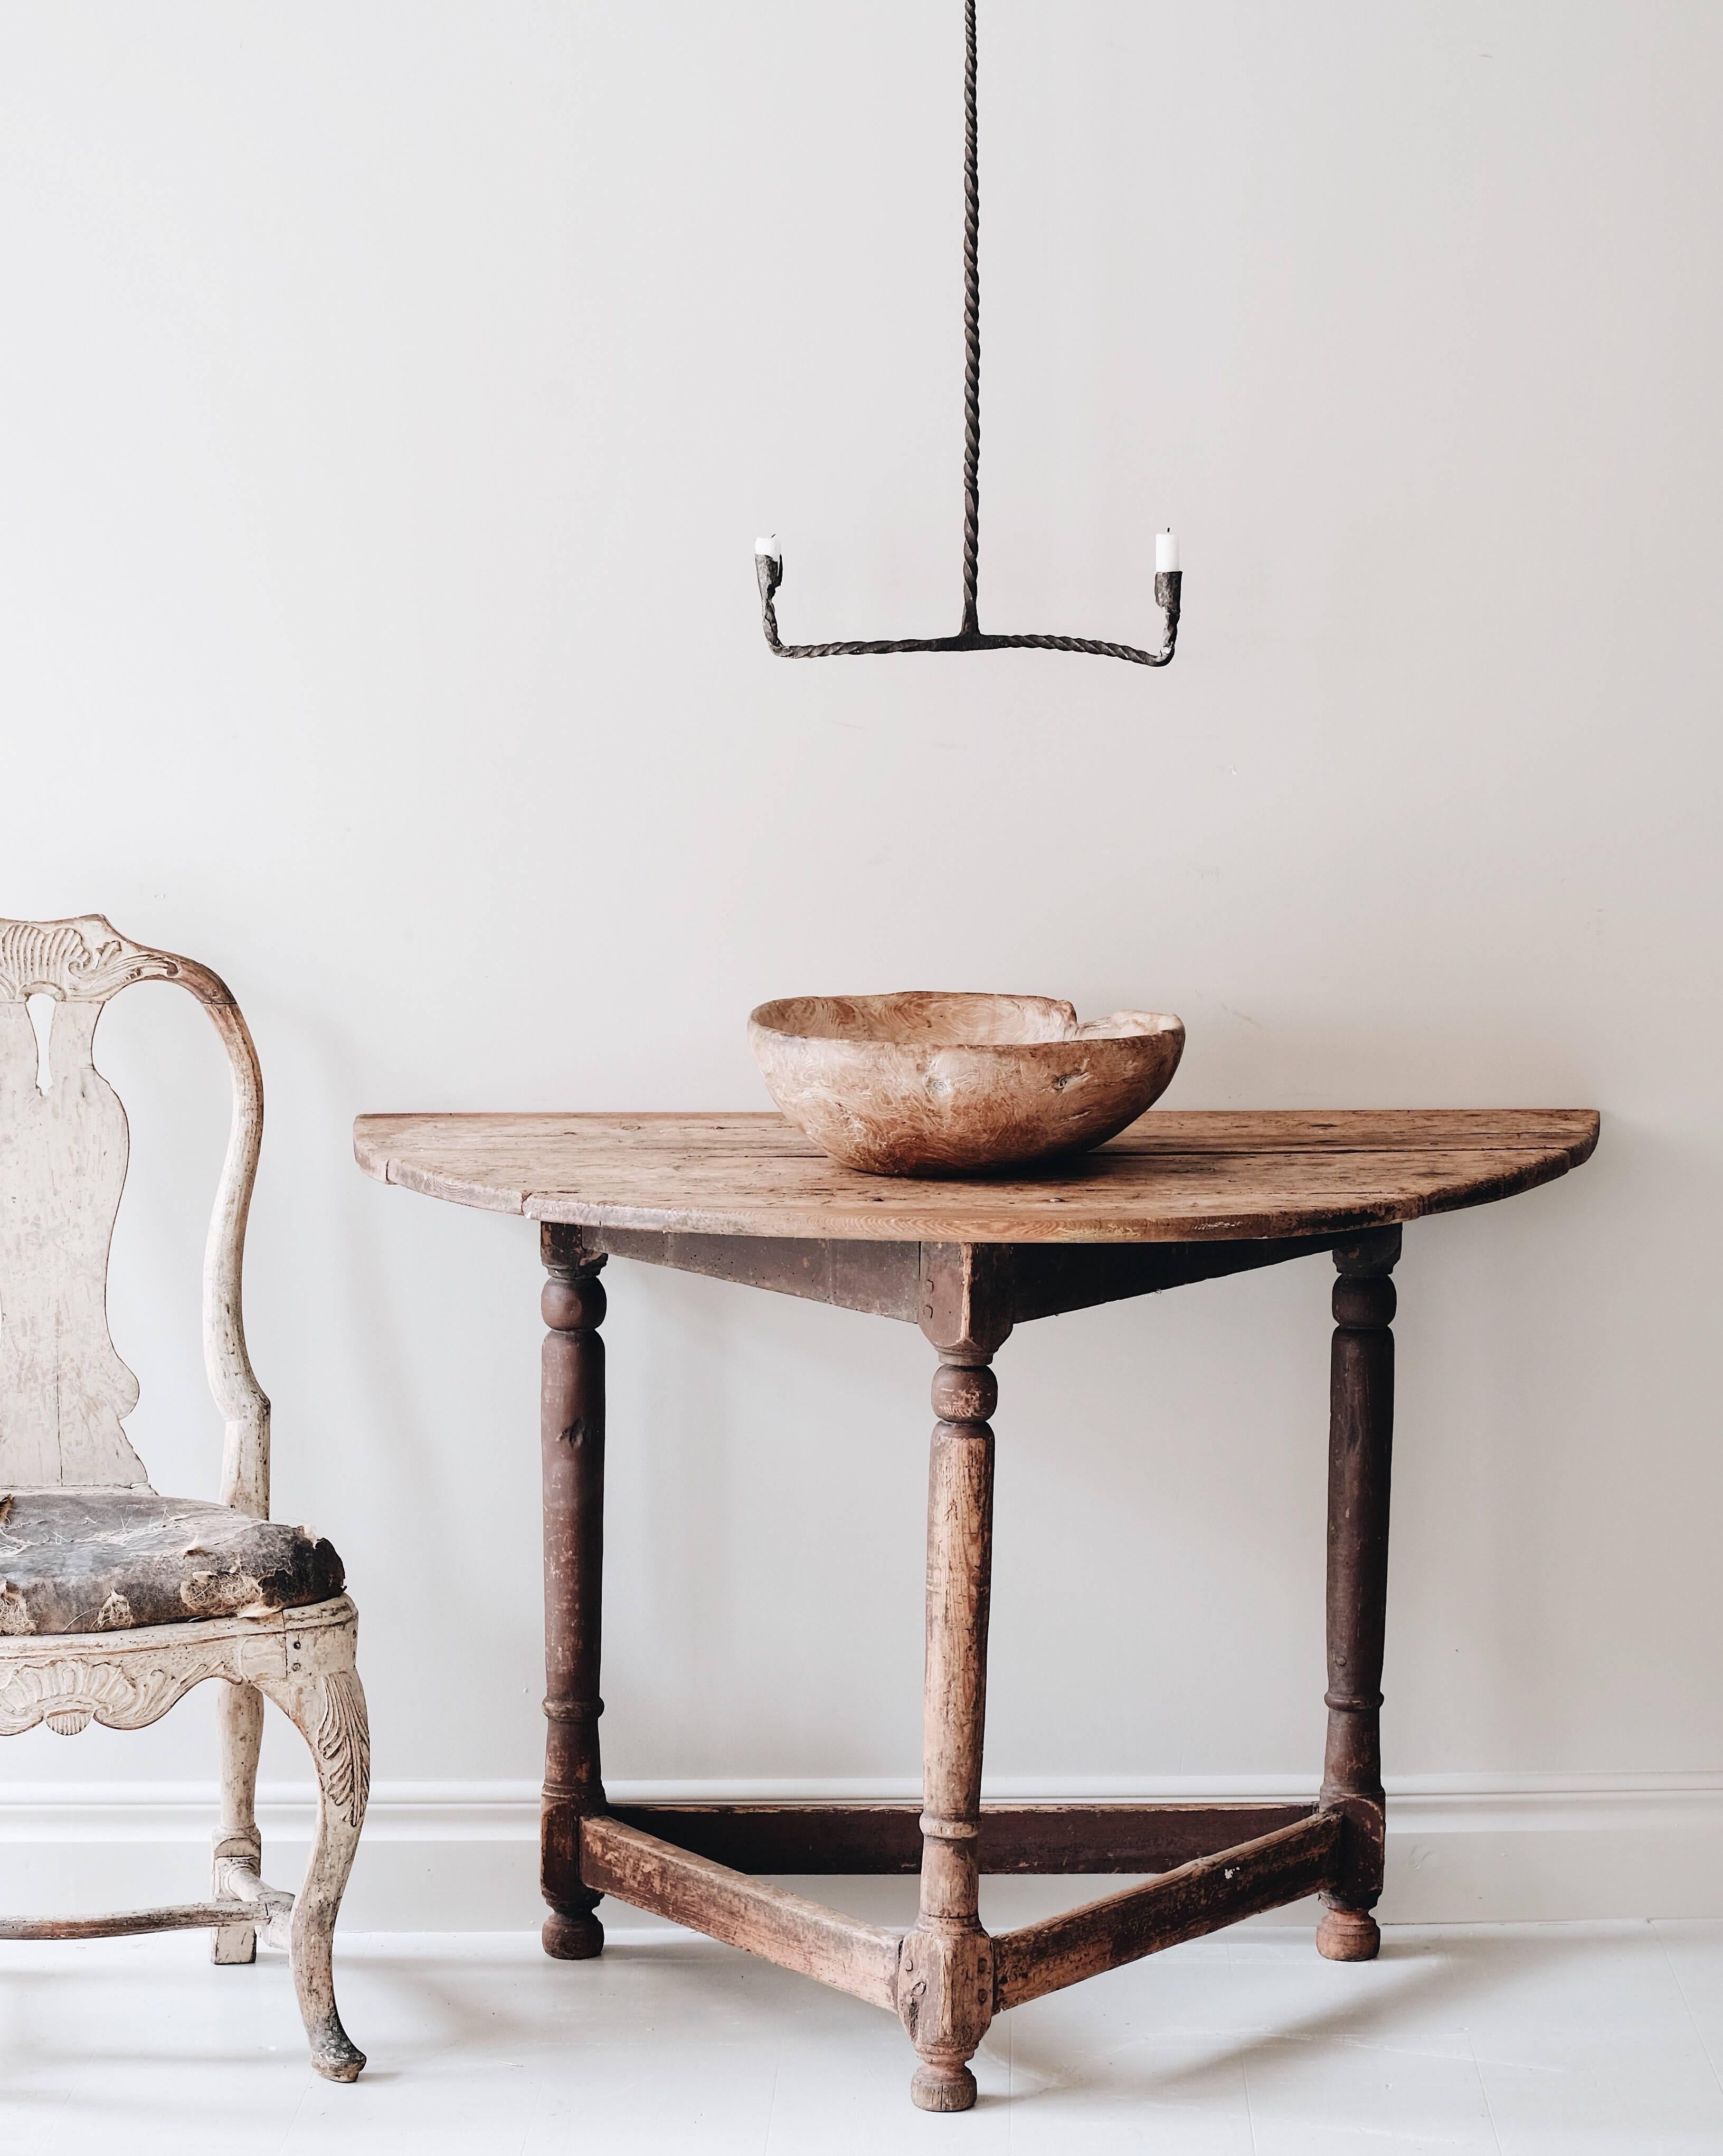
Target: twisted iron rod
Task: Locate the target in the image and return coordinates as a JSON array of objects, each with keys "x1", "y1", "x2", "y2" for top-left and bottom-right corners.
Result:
[
  {"x1": 758, "y1": 0, "x2": 1180, "y2": 670},
  {"x1": 961, "y1": 0, "x2": 981, "y2": 635}
]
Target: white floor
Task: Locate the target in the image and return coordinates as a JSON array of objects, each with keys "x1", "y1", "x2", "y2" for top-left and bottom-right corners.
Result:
[{"x1": 5, "y1": 1920, "x2": 1723, "y2": 2153}]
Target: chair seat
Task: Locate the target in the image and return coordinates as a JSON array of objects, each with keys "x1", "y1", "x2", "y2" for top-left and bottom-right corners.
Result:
[{"x1": 0, "y1": 1489, "x2": 345, "y2": 1638}]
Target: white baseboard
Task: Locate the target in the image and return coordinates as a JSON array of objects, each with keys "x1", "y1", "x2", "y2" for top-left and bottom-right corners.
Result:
[{"x1": 4, "y1": 1773, "x2": 1720, "y2": 1931}]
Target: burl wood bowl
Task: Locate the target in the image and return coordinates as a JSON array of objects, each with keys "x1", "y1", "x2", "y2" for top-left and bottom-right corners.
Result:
[{"x1": 748, "y1": 992, "x2": 1185, "y2": 1177}]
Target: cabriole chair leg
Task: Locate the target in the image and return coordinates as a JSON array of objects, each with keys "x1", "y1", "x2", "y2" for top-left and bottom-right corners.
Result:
[{"x1": 258, "y1": 1648, "x2": 371, "y2": 2082}]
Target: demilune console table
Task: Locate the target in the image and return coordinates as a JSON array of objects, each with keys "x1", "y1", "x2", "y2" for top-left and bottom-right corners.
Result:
[{"x1": 352, "y1": 1108, "x2": 1597, "y2": 2112}]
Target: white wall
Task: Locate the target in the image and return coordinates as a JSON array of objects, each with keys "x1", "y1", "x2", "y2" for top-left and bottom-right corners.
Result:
[{"x1": 2, "y1": 2, "x2": 1719, "y2": 1923}]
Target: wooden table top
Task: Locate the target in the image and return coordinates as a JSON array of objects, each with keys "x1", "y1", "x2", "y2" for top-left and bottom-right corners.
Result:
[{"x1": 352, "y1": 1110, "x2": 1599, "y2": 1245}]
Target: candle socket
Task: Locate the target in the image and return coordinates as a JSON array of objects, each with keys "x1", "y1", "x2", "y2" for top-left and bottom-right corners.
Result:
[
  {"x1": 1154, "y1": 569, "x2": 1182, "y2": 612},
  {"x1": 756, "y1": 550, "x2": 783, "y2": 604}
]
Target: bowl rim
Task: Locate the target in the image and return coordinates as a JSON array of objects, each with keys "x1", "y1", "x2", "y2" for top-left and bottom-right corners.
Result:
[{"x1": 748, "y1": 991, "x2": 1185, "y2": 1051}]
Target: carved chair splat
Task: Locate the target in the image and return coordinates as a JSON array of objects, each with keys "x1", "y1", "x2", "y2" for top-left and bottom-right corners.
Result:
[{"x1": 0, "y1": 916, "x2": 368, "y2": 2083}]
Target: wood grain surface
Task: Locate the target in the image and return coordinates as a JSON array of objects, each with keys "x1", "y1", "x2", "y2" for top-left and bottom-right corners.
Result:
[
  {"x1": 577, "y1": 1814, "x2": 901, "y2": 2012},
  {"x1": 992, "y1": 1810, "x2": 1342, "y2": 2010},
  {"x1": 607, "y1": 1799, "x2": 1316, "y2": 1876},
  {"x1": 353, "y1": 1109, "x2": 1599, "y2": 1244}
]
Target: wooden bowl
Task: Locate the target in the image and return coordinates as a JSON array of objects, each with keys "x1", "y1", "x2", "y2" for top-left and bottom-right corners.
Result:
[{"x1": 748, "y1": 992, "x2": 1185, "y2": 1177}]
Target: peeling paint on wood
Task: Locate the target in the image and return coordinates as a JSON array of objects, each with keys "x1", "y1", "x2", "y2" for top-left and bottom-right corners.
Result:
[{"x1": 0, "y1": 919, "x2": 367, "y2": 2083}]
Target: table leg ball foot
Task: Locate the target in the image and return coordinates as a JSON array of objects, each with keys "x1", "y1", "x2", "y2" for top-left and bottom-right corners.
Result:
[
  {"x1": 1317, "y1": 1907, "x2": 1380, "y2": 1961},
  {"x1": 543, "y1": 1909, "x2": 604, "y2": 1960},
  {"x1": 911, "y1": 2059, "x2": 978, "y2": 2112}
]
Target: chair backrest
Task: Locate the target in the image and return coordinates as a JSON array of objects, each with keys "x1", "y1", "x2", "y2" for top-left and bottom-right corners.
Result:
[{"x1": 0, "y1": 916, "x2": 269, "y2": 1511}]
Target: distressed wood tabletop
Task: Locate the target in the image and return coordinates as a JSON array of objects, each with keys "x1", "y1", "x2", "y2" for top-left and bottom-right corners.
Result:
[{"x1": 352, "y1": 1109, "x2": 1599, "y2": 1244}]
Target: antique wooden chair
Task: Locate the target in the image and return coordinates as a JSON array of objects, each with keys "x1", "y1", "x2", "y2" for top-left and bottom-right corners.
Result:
[{"x1": 0, "y1": 916, "x2": 368, "y2": 2081}]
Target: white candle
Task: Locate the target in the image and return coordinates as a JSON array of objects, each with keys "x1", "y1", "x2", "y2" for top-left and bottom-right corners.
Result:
[
  {"x1": 755, "y1": 533, "x2": 780, "y2": 561},
  {"x1": 1155, "y1": 529, "x2": 1180, "y2": 574}
]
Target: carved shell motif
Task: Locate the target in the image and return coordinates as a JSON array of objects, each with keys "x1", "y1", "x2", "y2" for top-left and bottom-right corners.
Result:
[
  {"x1": 0, "y1": 918, "x2": 182, "y2": 1004},
  {"x1": 0, "y1": 1648, "x2": 232, "y2": 1736}
]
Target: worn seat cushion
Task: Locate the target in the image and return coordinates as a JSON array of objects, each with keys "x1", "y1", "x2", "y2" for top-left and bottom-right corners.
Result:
[{"x1": 0, "y1": 1489, "x2": 344, "y2": 1638}]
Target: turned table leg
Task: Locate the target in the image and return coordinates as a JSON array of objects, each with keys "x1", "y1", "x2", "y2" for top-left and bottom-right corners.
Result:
[
  {"x1": 900, "y1": 1246, "x2": 1012, "y2": 2112},
  {"x1": 900, "y1": 1354, "x2": 997, "y2": 2110},
  {"x1": 1317, "y1": 1224, "x2": 1401, "y2": 1962},
  {"x1": 540, "y1": 1223, "x2": 609, "y2": 1960}
]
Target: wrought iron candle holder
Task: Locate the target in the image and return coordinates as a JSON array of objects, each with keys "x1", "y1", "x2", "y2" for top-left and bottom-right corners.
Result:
[{"x1": 754, "y1": 0, "x2": 1182, "y2": 669}]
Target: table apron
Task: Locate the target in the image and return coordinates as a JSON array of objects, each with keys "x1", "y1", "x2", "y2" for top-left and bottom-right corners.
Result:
[{"x1": 564, "y1": 1225, "x2": 1349, "y2": 1327}]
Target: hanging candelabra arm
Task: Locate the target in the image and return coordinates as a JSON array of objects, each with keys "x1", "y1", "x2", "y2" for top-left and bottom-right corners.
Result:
[
  {"x1": 982, "y1": 571, "x2": 1182, "y2": 668},
  {"x1": 754, "y1": 543, "x2": 968, "y2": 660},
  {"x1": 756, "y1": 543, "x2": 1184, "y2": 665}
]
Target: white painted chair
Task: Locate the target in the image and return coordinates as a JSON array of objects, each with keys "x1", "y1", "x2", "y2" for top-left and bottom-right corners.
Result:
[{"x1": 0, "y1": 916, "x2": 368, "y2": 2081}]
